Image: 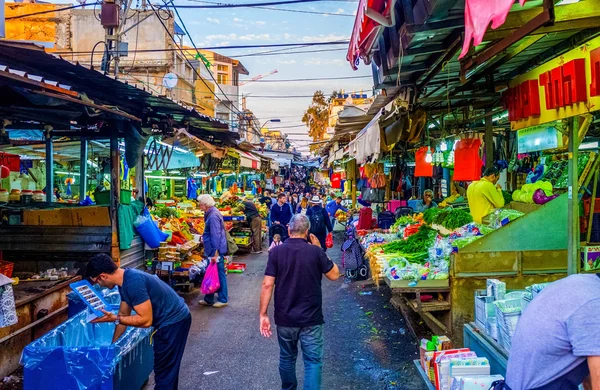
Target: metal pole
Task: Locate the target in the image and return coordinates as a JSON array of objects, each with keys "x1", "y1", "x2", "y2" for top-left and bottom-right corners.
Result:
[
  {"x1": 485, "y1": 108, "x2": 494, "y2": 169},
  {"x1": 44, "y1": 126, "x2": 53, "y2": 203},
  {"x1": 568, "y1": 116, "x2": 580, "y2": 275},
  {"x1": 80, "y1": 137, "x2": 88, "y2": 199},
  {"x1": 110, "y1": 134, "x2": 121, "y2": 263}
]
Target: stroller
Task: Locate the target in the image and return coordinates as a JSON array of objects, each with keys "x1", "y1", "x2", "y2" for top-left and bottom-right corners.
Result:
[
  {"x1": 269, "y1": 223, "x2": 289, "y2": 245},
  {"x1": 341, "y1": 218, "x2": 369, "y2": 280}
]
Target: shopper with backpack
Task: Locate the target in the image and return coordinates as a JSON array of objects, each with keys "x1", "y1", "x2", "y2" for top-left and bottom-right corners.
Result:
[{"x1": 306, "y1": 195, "x2": 333, "y2": 252}]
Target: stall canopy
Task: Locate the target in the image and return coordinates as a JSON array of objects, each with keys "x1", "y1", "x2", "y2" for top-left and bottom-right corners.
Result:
[
  {"x1": 238, "y1": 150, "x2": 260, "y2": 169},
  {"x1": 347, "y1": 0, "x2": 396, "y2": 70},
  {"x1": 0, "y1": 41, "x2": 237, "y2": 144}
]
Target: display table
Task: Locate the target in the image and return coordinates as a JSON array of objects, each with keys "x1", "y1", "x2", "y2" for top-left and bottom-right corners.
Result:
[
  {"x1": 413, "y1": 360, "x2": 435, "y2": 390},
  {"x1": 463, "y1": 322, "x2": 508, "y2": 377},
  {"x1": 386, "y1": 277, "x2": 451, "y2": 336}
]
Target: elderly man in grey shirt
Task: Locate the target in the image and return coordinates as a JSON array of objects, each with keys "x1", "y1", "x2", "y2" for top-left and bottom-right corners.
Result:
[{"x1": 504, "y1": 274, "x2": 600, "y2": 390}]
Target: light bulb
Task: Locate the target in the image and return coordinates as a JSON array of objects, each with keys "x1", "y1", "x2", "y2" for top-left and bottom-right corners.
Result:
[
  {"x1": 425, "y1": 148, "x2": 433, "y2": 163},
  {"x1": 440, "y1": 142, "x2": 448, "y2": 151}
]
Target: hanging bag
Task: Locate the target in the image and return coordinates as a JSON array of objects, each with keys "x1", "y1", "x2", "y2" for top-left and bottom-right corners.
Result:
[
  {"x1": 414, "y1": 146, "x2": 433, "y2": 177},
  {"x1": 201, "y1": 261, "x2": 221, "y2": 295},
  {"x1": 326, "y1": 232, "x2": 334, "y2": 248},
  {"x1": 453, "y1": 138, "x2": 483, "y2": 181}
]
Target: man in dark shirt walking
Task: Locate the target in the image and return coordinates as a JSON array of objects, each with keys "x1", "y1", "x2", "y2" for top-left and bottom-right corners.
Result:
[
  {"x1": 259, "y1": 214, "x2": 340, "y2": 390},
  {"x1": 86, "y1": 253, "x2": 191, "y2": 390}
]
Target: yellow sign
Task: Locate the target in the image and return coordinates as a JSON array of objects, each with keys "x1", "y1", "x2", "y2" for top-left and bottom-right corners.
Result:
[{"x1": 507, "y1": 35, "x2": 600, "y2": 131}]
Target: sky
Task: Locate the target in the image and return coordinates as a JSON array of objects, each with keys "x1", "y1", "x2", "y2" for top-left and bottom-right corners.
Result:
[
  {"x1": 18, "y1": 0, "x2": 374, "y2": 153},
  {"x1": 171, "y1": 0, "x2": 374, "y2": 153}
]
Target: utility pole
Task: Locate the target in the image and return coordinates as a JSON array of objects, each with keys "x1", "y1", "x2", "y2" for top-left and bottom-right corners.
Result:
[{"x1": 100, "y1": 0, "x2": 133, "y2": 77}]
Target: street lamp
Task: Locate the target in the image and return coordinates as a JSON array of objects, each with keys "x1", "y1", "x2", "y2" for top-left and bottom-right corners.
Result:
[
  {"x1": 258, "y1": 119, "x2": 281, "y2": 151},
  {"x1": 260, "y1": 118, "x2": 281, "y2": 129}
]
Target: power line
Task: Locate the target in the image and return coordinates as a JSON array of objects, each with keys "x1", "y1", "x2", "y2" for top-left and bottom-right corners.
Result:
[
  {"x1": 166, "y1": 0, "x2": 356, "y2": 8},
  {"x1": 118, "y1": 72, "x2": 372, "y2": 84},
  {"x1": 241, "y1": 75, "x2": 372, "y2": 83},
  {"x1": 52, "y1": 40, "x2": 350, "y2": 55},
  {"x1": 147, "y1": 1, "x2": 245, "y2": 122},
  {"x1": 180, "y1": 0, "x2": 357, "y2": 16}
]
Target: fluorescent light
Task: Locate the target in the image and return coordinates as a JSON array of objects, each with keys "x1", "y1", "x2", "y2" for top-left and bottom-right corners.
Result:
[
  {"x1": 56, "y1": 171, "x2": 80, "y2": 176},
  {"x1": 556, "y1": 0, "x2": 579, "y2": 4},
  {"x1": 145, "y1": 175, "x2": 187, "y2": 180},
  {"x1": 580, "y1": 141, "x2": 599, "y2": 150},
  {"x1": 87, "y1": 160, "x2": 99, "y2": 168}
]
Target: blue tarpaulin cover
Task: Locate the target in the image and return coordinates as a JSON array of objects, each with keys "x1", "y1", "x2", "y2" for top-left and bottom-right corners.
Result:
[{"x1": 21, "y1": 288, "x2": 153, "y2": 390}]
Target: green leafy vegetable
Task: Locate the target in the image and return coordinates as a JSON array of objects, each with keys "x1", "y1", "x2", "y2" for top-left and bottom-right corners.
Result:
[
  {"x1": 442, "y1": 209, "x2": 473, "y2": 230},
  {"x1": 380, "y1": 225, "x2": 436, "y2": 257},
  {"x1": 423, "y1": 208, "x2": 443, "y2": 225}
]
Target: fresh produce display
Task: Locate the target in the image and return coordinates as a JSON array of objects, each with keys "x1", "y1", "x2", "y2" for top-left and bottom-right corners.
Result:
[
  {"x1": 438, "y1": 193, "x2": 463, "y2": 207},
  {"x1": 153, "y1": 206, "x2": 180, "y2": 219},
  {"x1": 452, "y1": 236, "x2": 482, "y2": 249},
  {"x1": 432, "y1": 208, "x2": 473, "y2": 230},
  {"x1": 488, "y1": 208, "x2": 525, "y2": 228},
  {"x1": 532, "y1": 189, "x2": 559, "y2": 205},
  {"x1": 390, "y1": 215, "x2": 416, "y2": 233},
  {"x1": 381, "y1": 225, "x2": 437, "y2": 258},
  {"x1": 335, "y1": 209, "x2": 347, "y2": 222},
  {"x1": 423, "y1": 208, "x2": 443, "y2": 225},
  {"x1": 512, "y1": 181, "x2": 554, "y2": 204}
]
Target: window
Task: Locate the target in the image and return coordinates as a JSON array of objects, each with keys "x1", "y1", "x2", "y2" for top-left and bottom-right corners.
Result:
[
  {"x1": 216, "y1": 112, "x2": 229, "y2": 121},
  {"x1": 217, "y1": 73, "x2": 228, "y2": 85},
  {"x1": 217, "y1": 64, "x2": 227, "y2": 72}
]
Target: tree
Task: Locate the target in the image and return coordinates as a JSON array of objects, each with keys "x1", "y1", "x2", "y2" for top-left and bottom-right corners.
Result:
[{"x1": 302, "y1": 90, "x2": 329, "y2": 143}]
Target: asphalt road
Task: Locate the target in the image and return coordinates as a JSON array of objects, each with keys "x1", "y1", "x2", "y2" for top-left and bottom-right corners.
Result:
[{"x1": 168, "y1": 234, "x2": 427, "y2": 390}]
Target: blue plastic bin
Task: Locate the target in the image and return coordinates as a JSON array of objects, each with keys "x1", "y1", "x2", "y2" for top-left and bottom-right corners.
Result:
[{"x1": 21, "y1": 310, "x2": 154, "y2": 390}]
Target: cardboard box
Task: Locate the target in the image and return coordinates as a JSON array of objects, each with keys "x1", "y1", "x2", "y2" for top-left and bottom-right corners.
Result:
[
  {"x1": 23, "y1": 209, "x2": 73, "y2": 226},
  {"x1": 71, "y1": 207, "x2": 111, "y2": 227}
]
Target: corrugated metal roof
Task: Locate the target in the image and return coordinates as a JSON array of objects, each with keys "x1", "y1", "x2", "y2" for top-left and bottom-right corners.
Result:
[{"x1": 0, "y1": 41, "x2": 233, "y2": 135}]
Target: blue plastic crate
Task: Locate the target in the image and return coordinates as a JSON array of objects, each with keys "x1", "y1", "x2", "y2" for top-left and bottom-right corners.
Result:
[{"x1": 22, "y1": 310, "x2": 153, "y2": 390}]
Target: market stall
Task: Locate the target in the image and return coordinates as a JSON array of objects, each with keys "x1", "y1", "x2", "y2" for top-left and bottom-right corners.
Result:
[{"x1": 0, "y1": 41, "x2": 237, "y2": 378}]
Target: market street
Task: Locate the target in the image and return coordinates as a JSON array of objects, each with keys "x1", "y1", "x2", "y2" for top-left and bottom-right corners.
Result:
[{"x1": 144, "y1": 235, "x2": 426, "y2": 390}]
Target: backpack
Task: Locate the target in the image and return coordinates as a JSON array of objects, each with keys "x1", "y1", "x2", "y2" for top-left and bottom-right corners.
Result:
[{"x1": 309, "y1": 208, "x2": 327, "y2": 234}]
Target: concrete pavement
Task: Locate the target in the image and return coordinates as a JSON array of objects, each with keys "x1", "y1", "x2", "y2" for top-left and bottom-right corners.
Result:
[{"x1": 152, "y1": 236, "x2": 427, "y2": 390}]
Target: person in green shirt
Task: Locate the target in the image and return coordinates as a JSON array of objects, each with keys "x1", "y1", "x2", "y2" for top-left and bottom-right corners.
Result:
[{"x1": 467, "y1": 167, "x2": 505, "y2": 223}]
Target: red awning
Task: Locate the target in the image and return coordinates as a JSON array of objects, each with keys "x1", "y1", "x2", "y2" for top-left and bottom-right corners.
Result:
[{"x1": 347, "y1": 0, "x2": 395, "y2": 71}]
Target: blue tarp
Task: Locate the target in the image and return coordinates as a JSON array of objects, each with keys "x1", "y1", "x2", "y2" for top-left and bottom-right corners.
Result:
[{"x1": 21, "y1": 288, "x2": 153, "y2": 390}]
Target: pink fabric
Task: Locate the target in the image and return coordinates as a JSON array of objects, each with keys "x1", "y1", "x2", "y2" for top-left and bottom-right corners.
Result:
[{"x1": 459, "y1": 0, "x2": 527, "y2": 59}]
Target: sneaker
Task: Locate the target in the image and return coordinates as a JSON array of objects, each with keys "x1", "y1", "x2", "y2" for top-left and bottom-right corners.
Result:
[
  {"x1": 212, "y1": 302, "x2": 228, "y2": 308},
  {"x1": 198, "y1": 300, "x2": 212, "y2": 306},
  {"x1": 252, "y1": 250, "x2": 263, "y2": 254}
]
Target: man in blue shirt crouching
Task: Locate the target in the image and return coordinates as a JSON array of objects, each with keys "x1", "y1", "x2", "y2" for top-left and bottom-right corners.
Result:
[{"x1": 86, "y1": 253, "x2": 191, "y2": 390}]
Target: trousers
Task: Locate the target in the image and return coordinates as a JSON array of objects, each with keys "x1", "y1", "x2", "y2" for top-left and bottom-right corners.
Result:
[
  {"x1": 277, "y1": 325, "x2": 324, "y2": 390},
  {"x1": 153, "y1": 314, "x2": 192, "y2": 390},
  {"x1": 250, "y1": 216, "x2": 263, "y2": 251}
]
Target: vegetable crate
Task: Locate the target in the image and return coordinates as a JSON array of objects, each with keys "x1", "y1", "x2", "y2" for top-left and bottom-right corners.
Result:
[
  {"x1": 0, "y1": 260, "x2": 13, "y2": 278},
  {"x1": 233, "y1": 237, "x2": 250, "y2": 246}
]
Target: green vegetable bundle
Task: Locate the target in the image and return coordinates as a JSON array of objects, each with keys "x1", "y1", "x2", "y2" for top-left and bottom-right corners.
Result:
[
  {"x1": 381, "y1": 225, "x2": 436, "y2": 256},
  {"x1": 153, "y1": 206, "x2": 180, "y2": 219},
  {"x1": 423, "y1": 208, "x2": 443, "y2": 225},
  {"x1": 442, "y1": 209, "x2": 473, "y2": 230}
]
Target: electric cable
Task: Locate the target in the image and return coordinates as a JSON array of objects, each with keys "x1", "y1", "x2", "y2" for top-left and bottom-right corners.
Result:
[{"x1": 53, "y1": 40, "x2": 350, "y2": 55}]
